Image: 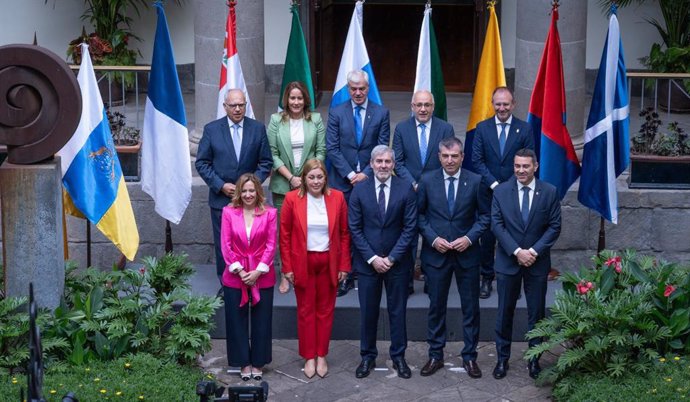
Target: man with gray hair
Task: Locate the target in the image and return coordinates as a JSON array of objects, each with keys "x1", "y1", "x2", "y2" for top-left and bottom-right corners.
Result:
[
  {"x1": 327, "y1": 69, "x2": 391, "y2": 296},
  {"x1": 348, "y1": 145, "x2": 417, "y2": 379}
]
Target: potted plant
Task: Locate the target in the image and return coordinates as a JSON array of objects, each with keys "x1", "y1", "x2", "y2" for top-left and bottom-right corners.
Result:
[
  {"x1": 600, "y1": 0, "x2": 690, "y2": 111},
  {"x1": 629, "y1": 107, "x2": 690, "y2": 189},
  {"x1": 106, "y1": 106, "x2": 141, "y2": 181}
]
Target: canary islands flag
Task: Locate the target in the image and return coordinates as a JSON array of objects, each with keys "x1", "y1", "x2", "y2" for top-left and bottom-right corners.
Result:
[
  {"x1": 57, "y1": 43, "x2": 139, "y2": 260},
  {"x1": 330, "y1": 0, "x2": 382, "y2": 107}
]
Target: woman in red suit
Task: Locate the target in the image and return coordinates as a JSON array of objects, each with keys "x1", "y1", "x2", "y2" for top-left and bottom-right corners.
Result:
[
  {"x1": 280, "y1": 159, "x2": 351, "y2": 379},
  {"x1": 221, "y1": 173, "x2": 277, "y2": 381}
]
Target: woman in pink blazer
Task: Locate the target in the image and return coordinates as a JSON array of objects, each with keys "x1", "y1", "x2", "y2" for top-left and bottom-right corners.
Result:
[
  {"x1": 221, "y1": 173, "x2": 277, "y2": 381},
  {"x1": 280, "y1": 159, "x2": 351, "y2": 379}
]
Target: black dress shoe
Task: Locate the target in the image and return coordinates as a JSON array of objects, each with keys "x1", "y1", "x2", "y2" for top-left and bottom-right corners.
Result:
[
  {"x1": 462, "y1": 360, "x2": 482, "y2": 378},
  {"x1": 528, "y1": 359, "x2": 542, "y2": 379},
  {"x1": 337, "y1": 277, "x2": 355, "y2": 297},
  {"x1": 355, "y1": 358, "x2": 375, "y2": 378},
  {"x1": 392, "y1": 357, "x2": 411, "y2": 379},
  {"x1": 493, "y1": 360, "x2": 509, "y2": 379},
  {"x1": 420, "y1": 358, "x2": 444, "y2": 377},
  {"x1": 479, "y1": 278, "x2": 492, "y2": 299}
]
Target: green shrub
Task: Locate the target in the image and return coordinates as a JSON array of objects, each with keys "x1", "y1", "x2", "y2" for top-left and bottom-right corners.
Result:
[
  {"x1": 555, "y1": 354, "x2": 690, "y2": 402},
  {"x1": 526, "y1": 250, "x2": 690, "y2": 394},
  {"x1": 0, "y1": 353, "x2": 208, "y2": 401}
]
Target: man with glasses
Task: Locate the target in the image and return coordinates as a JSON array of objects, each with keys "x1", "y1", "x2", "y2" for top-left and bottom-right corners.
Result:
[
  {"x1": 471, "y1": 87, "x2": 534, "y2": 300},
  {"x1": 327, "y1": 70, "x2": 390, "y2": 297},
  {"x1": 392, "y1": 90, "x2": 455, "y2": 295},
  {"x1": 196, "y1": 88, "x2": 273, "y2": 287}
]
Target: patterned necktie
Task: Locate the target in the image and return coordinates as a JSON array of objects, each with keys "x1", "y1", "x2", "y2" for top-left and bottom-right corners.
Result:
[
  {"x1": 354, "y1": 105, "x2": 363, "y2": 146},
  {"x1": 521, "y1": 186, "x2": 530, "y2": 224},
  {"x1": 419, "y1": 123, "x2": 427, "y2": 165},
  {"x1": 447, "y1": 177, "x2": 455, "y2": 214},
  {"x1": 499, "y1": 123, "x2": 507, "y2": 156},
  {"x1": 232, "y1": 123, "x2": 241, "y2": 161},
  {"x1": 378, "y1": 183, "x2": 386, "y2": 220}
]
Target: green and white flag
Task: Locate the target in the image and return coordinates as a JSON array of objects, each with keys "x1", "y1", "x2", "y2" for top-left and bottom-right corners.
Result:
[
  {"x1": 279, "y1": 2, "x2": 315, "y2": 110},
  {"x1": 413, "y1": 3, "x2": 446, "y2": 120}
]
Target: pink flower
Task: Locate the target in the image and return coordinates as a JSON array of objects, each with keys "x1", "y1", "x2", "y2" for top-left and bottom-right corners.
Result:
[
  {"x1": 577, "y1": 281, "x2": 594, "y2": 295},
  {"x1": 139, "y1": 267, "x2": 146, "y2": 274},
  {"x1": 664, "y1": 285, "x2": 676, "y2": 298},
  {"x1": 605, "y1": 256, "x2": 622, "y2": 273}
]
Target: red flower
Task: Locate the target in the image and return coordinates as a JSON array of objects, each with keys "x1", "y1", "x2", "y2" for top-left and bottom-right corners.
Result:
[
  {"x1": 605, "y1": 256, "x2": 622, "y2": 273},
  {"x1": 664, "y1": 285, "x2": 676, "y2": 298},
  {"x1": 139, "y1": 267, "x2": 146, "y2": 275},
  {"x1": 577, "y1": 280, "x2": 594, "y2": 295}
]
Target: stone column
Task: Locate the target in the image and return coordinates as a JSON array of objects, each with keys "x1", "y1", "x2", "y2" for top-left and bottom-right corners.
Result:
[
  {"x1": 190, "y1": 0, "x2": 265, "y2": 157},
  {"x1": 0, "y1": 159, "x2": 65, "y2": 310},
  {"x1": 514, "y1": 0, "x2": 587, "y2": 156}
]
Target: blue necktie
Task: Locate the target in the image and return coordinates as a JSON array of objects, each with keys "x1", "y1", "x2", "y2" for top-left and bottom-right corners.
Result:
[
  {"x1": 447, "y1": 177, "x2": 455, "y2": 214},
  {"x1": 499, "y1": 123, "x2": 507, "y2": 156},
  {"x1": 378, "y1": 183, "x2": 386, "y2": 221},
  {"x1": 232, "y1": 123, "x2": 241, "y2": 161},
  {"x1": 521, "y1": 186, "x2": 530, "y2": 225},
  {"x1": 419, "y1": 123, "x2": 427, "y2": 165},
  {"x1": 354, "y1": 106, "x2": 363, "y2": 146}
]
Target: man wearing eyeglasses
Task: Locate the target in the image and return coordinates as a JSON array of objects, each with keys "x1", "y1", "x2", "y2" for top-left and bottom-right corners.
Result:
[
  {"x1": 471, "y1": 87, "x2": 534, "y2": 300},
  {"x1": 196, "y1": 89, "x2": 273, "y2": 286},
  {"x1": 392, "y1": 90, "x2": 455, "y2": 295}
]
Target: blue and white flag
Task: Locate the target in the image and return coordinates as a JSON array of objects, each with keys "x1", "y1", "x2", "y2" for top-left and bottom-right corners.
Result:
[
  {"x1": 330, "y1": 0, "x2": 382, "y2": 107},
  {"x1": 141, "y1": 2, "x2": 192, "y2": 224},
  {"x1": 577, "y1": 7, "x2": 629, "y2": 224},
  {"x1": 57, "y1": 43, "x2": 139, "y2": 260}
]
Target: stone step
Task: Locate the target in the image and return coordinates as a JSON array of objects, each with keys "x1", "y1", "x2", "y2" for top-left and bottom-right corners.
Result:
[{"x1": 189, "y1": 264, "x2": 560, "y2": 342}]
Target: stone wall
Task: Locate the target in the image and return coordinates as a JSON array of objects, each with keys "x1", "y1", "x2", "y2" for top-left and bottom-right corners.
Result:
[{"x1": 2, "y1": 177, "x2": 689, "y2": 271}]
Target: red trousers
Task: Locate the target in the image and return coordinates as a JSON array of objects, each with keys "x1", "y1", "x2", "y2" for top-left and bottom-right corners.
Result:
[{"x1": 294, "y1": 251, "x2": 336, "y2": 359}]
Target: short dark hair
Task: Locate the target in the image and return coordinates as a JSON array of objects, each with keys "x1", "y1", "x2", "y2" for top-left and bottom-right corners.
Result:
[
  {"x1": 514, "y1": 148, "x2": 538, "y2": 164},
  {"x1": 438, "y1": 136, "x2": 463, "y2": 153}
]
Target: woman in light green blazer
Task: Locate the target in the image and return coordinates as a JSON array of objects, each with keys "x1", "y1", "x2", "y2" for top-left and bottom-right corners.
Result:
[{"x1": 268, "y1": 81, "x2": 326, "y2": 293}]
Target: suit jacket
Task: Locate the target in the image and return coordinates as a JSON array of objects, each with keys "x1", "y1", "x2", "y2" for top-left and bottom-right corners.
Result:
[
  {"x1": 326, "y1": 101, "x2": 390, "y2": 192},
  {"x1": 267, "y1": 112, "x2": 326, "y2": 195},
  {"x1": 471, "y1": 116, "x2": 534, "y2": 188},
  {"x1": 348, "y1": 176, "x2": 417, "y2": 275},
  {"x1": 220, "y1": 206, "x2": 277, "y2": 289},
  {"x1": 392, "y1": 116, "x2": 455, "y2": 186},
  {"x1": 279, "y1": 189, "x2": 351, "y2": 288},
  {"x1": 195, "y1": 116, "x2": 273, "y2": 209},
  {"x1": 491, "y1": 178, "x2": 561, "y2": 276},
  {"x1": 417, "y1": 169, "x2": 490, "y2": 269}
]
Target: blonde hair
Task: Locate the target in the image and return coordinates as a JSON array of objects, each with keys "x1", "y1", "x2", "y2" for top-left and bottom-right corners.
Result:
[
  {"x1": 231, "y1": 173, "x2": 266, "y2": 214},
  {"x1": 298, "y1": 159, "x2": 330, "y2": 198}
]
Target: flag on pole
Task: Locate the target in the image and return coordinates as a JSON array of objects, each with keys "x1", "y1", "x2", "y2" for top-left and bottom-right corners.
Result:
[
  {"x1": 578, "y1": 6, "x2": 630, "y2": 224},
  {"x1": 57, "y1": 43, "x2": 139, "y2": 260},
  {"x1": 217, "y1": 0, "x2": 254, "y2": 119},
  {"x1": 279, "y1": 2, "x2": 315, "y2": 109},
  {"x1": 462, "y1": 2, "x2": 506, "y2": 170},
  {"x1": 526, "y1": 6, "x2": 580, "y2": 199},
  {"x1": 330, "y1": 0, "x2": 382, "y2": 107},
  {"x1": 414, "y1": 3, "x2": 446, "y2": 120},
  {"x1": 141, "y1": 2, "x2": 192, "y2": 225}
]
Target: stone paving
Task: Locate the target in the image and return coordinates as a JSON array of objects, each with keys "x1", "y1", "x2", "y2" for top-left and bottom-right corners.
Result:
[{"x1": 199, "y1": 340, "x2": 554, "y2": 401}]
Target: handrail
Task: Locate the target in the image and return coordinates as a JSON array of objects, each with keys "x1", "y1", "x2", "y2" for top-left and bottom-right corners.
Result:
[
  {"x1": 627, "y1": 72, "x2": 690, "y2": 79},
  {"x1": 68, "y1": 65, "x2": 151, "y2": 72}
]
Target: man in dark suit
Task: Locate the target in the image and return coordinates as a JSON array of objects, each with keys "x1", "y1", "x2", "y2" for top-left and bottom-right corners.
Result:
[
  {"x1": 327, "y1": 69, "x2": 390, "y2": 296},
  {"x1": 393, "y1": 90, "x2": 455, "y2": 294},
  {"x1": 195, "y1": 88, "x2": 273, "y2": 283},
  {"x1": 490, "y1": 148, "x2": 561, "y2": 380},
  {"x1": 348, "y1": 145, "x2": 417, "y2": 379},
  {"x1": 472, "y1": 86, "x2": 535, "y2": 299},
  {"x1": 417, "y1": 137, "x2": 490, "y2": 379}
]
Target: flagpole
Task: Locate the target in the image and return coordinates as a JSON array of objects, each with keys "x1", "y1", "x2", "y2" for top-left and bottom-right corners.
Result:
[
  {"x1": 597, "y1": 217, "x2": 606, "y2": 254},
  {"x1": 86, "y1": 220, "x2": 91, "y2": 267},
  {"x1": 165, "y1": 220, "x2": 173, "y2": 253}
]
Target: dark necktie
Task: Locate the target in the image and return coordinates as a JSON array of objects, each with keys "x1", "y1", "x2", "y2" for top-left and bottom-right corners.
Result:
[
  {"x1": 378, "y1": 183, "x2": 386, "y2": 220},
  {"x1": 521, "y1": 186, "x2": 530, "y2": 224},
  {"x1": 447, "y1": 177, "x2": 455, "y2": 214},
  {"x1": 232, "y1": 123, "x2": 241, "y2": 161},
  {"x1": 419, "y1": 123, "x2": 427, "y2": 165},
  {"x1": 354, "y1": 105, "x2": 363, "y2": 146},
  {"x1": 499, "y1": 123, "x2": 507, "y2": 156}
]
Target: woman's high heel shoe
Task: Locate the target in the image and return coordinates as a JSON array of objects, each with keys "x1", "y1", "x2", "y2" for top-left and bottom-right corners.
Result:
[
  {"x1": 240, "y1": 367, "x2": 252, "y2": 381},
  {"x1": 251, "y1": 367, "x2": 263, "y2": 381}
]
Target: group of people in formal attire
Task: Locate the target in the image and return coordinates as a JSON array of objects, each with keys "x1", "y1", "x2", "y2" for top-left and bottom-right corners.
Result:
[{"x1": 194, "y1": 70, "x2": 562, "y2": 383}]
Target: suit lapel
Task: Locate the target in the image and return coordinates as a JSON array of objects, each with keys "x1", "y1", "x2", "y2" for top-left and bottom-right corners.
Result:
[
  {"x1": 487, "y1": 121, "x2": 502, "y2": 159},
  {"x1": 325, "y1": 192, "x2": 338, "y2": 239},
  {"x1": 361, "y1": 104, "x2": 374, "y2": 148},
  {"x1": 278, "y1": 119, "x2": 295, "y2": 170},
  {"x1": 301, "y1": 119, "x2": 315, "y2": 172},
  {"x1": 220, "y1": 118, "x2": 239, "y2": 163},
  {"x1": 294, "y1": 194, "x2": 308, "y2": 241},
  {"x1": 525, "y1": 180, "x2": 542, "y2": 227},
  {"x1": 502, "y1": 121, "x2": 522, "y2": 162}
]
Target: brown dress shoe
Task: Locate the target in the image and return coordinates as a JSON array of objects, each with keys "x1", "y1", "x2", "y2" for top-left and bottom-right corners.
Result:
[
  {"x1": 463, "y1": 360, "x2": 482, "y2": 378},
  {"x1": 420, "y1": 358, "x2": 444, "y2": 376}
]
